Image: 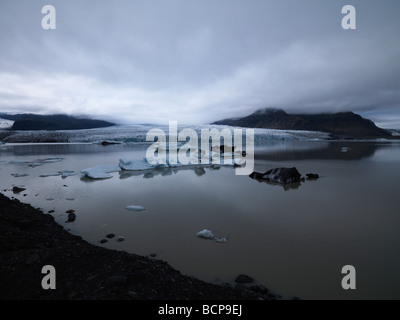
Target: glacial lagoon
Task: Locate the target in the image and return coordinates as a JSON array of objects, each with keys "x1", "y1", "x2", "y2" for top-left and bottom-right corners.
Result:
[{"x1": 1, "y1": 139, "x2": 400, "y2": 300}]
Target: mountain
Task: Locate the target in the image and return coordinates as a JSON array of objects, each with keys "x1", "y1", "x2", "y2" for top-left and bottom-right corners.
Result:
[
  {"x1": 213, "y1": 108, "x2": 392, "y2": 139},
  {"x1": 0, "y1": 114, "x2": 115, "y2": 131}
]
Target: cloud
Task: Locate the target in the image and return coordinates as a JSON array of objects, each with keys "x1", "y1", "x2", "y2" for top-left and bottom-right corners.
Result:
[{"x1": 0, "y1": 0, "x2": 399, "y2": 127}]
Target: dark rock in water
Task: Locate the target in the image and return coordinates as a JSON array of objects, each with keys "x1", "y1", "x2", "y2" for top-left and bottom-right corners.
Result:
[
  {"x1": 194, "y1": 167, "x2": 206, "y2": 176},
  {"x1": 66, "y1": 209, "x2": 75, "y2": 214},
  {"x1": 117, "y1": 236, "x2": 125, "y2": 242},
  {"x1": 249, "y1": 167, "x2": 301, "y2": 184},
  {"x1": 306, "y1": 173, "x2": 319, "y2": 180},
  {"x1": 235, "y1": 274, "x2": 254, "y2": 284},
  {"x1": 66, "y1": 213, "x2": 76, "y2": 223},
  {"x1": 48, "y1": 210, "x2": 55, "y2": 214},
  {"x1": 101, "y1": 140, "x2": 120, "y2": 146},
  {"x1": 100, "y1": 239, "x2": 108, "y2": 244},
  {"x1": 149, "y1": 253, "x2": 157, "y2": 258},
  {"x1": 106, "y1": 234, "x2": 115, "y2": 239},
  {"x1": 12, "y1": 186, "x2": 26, "y2": 194}
]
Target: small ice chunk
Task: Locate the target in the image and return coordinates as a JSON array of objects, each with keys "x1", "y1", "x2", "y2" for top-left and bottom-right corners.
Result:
[
  {"x1": 10, "y1": 160, "x2": 33, "y2": 164},
  {"x1": 81, "y1": 164, "x2": 121, "y2": 179},
  {"x1": 119, "y1": 158, "x2": 154, "y2": 171},
  {"x1": 11, "y1": 173, "x2": 29, "y2": 177},
  {"x1": 39, "y1": 172, "x2": 61, "y2": 177},
  {"x1": 40, "y1": 158, "x2": 63, "y2": 163},
  {"x1": 341, "y1": 147, "x2": 349, "y2": 153},
  {"x1": 125, "y1": 205, "x2": 146, "y2": 212},
  {"x1": 197, "y1": 229, "x2": 215, "y2": 240},
  {"x1": 59, "y1": 170, "x2": 77, "y2": 177},
  {"x1": 214, "y1": 237, "x2": 228, "y2": 243},
  {"x1": 28, "y1": 163, "x2": 41, "y2": 167}
]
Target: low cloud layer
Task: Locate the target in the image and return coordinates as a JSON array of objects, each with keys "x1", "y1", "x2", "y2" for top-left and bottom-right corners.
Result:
[{"x1": 0, "y1": 0, "x2": 399, "y2": 127}]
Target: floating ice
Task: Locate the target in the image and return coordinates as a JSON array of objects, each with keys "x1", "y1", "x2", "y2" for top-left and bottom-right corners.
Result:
[
  {"x1": 10, "y1": 160, "x2": 33, "y2": 164},
  {"x1": 39, "y1": 172, "x2": 61, "y2": 177},
  {"x1": 214, "y1": 237, "x2": 228, "y2": 243},
  {"x1": 197, "y1": 229, "x2": 215, "y2": 240},
  {"x1": 341, "y1": 147, "x2": 349, "y2": 153},
  {"x1": 197, "y1": 229, "x2": 228, "y2": 243},
  {"x1": 59, "y1": 170, "x2": 77, "y2": 177},
  {"x1": 28, "y1": 163, "x2": 41, "y2": 167},
  {"x1": 81, "y1": 164, "x2": 121, "y2": 179},
  {"x1": 119, "y1": 158, "x2": 154, "y2": 171},
  {"x1": 125, "y1": 205, "x2": 146, "y2": 212},
  {"x1": 11, "y1": 173, "x2": 29, "y2": 177},
  {"x1": 40, "y1": 158, "x2": 63, "y2": 163}
]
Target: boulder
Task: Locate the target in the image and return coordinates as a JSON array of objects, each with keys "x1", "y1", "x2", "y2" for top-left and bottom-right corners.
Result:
[{"x1": 249, "y1": 167, "x2": 301, "y2": 184}]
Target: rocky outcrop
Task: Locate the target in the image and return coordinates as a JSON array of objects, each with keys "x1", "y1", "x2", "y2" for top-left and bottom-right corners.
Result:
[{"x1": 249, "y1": 167, "x2": 302, "y2": 184}]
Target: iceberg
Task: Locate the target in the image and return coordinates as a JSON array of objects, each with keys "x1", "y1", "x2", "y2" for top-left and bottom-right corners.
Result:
[
  {"x1": 197, "y1": 229, "x2": 215, "y2": 240},
  {"x1": 197, "y1": 229, "x2": 228, "y2": 243},
  {"x1": 125, "y1": 205, "x2": 146, "y2": 212},
  {"x1": 10, "y1": 160, "x2": 33, "y2": 164},
  {"x1": 81, "y1": 164, "x2": 121, "y2": 179},
  {"x1": 39, "y1": 172, "x2": 61, "y2": 177},
  {"x1": 59, "y1": 170, "x2": 77, "y2": 178},
  {"x1": 40, "y1": 158, "x2": 63, "y2": 163},
  {"x1": 119, "y1": 158, "x2": 154, "y2": 171}
]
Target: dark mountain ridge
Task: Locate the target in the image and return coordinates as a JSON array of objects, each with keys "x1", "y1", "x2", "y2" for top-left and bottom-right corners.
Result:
[
  {"x1": 213, "y1": 108, "x2": 392, "y2": 139},
  {"x1": 0, "y1": 113, "x2": 114, "y2": 131}
]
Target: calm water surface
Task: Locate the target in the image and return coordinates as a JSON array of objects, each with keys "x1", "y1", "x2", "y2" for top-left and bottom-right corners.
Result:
[{"x1": 0, "y1": 141, "x2": 399, "y2": 300}]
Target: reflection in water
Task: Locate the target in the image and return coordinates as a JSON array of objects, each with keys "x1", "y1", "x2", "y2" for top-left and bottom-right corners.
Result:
[
  {"x1": 255, "y1": 141, "x2": 389, "y2": 161},
  {"x1": 118, "y1": 165, "x2": 216, "y2": 180},
  {"x1": 249, "y1": 177, "x2": 302, "y2": 191}
]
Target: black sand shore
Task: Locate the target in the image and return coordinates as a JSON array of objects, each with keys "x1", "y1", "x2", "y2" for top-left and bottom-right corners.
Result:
[{"x1": 0, "y1": 193, "x2": 274, "y2": 300}]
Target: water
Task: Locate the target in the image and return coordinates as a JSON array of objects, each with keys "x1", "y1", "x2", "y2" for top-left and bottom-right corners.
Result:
[{"x1": 1, "y1": 140, "x2": 399, "y2": 300}]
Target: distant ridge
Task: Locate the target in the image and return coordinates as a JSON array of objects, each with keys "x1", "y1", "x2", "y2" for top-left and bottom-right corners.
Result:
[
  {"x1": 213, "y1": 108, "x2": 392, "y2": 139},
  {"x1": 0, "y1": 113, "x2": 114, "y2": 131}
]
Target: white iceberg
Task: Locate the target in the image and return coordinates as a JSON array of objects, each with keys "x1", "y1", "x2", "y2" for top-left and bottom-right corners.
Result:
[
  {"x1": 81, "y1": 164, "x2": 121, "y2": 179},
  {"x1": 197, "y1": 229, "x2": 228, "y2": 243},
  {"x1": 197, "y1": 229, "x2": 215, "y2": 240},
  {"x1": 39, "y1": 172, "x2": 61, "y2": 177},
  {"x1": 125, "y1": 205, "x2": 146, "y2": 212},
  {"x1": 119, "y1": 158, "x2": 154, "y2": 171}
]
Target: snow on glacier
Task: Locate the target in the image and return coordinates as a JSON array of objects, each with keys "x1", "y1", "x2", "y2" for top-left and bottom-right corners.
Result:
[{"x1": 0, "y1": 124, "x2": 332, "y2": 144}]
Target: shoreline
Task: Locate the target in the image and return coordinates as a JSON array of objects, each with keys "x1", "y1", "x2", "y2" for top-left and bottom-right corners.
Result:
[{"x1": 0, "y1": 193, "x2": 275, "y2": 300}]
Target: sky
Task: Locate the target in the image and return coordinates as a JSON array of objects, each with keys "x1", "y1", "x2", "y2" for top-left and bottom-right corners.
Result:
[{"x1": 0, "y1": 0, "x2": 399, "y2": 128}]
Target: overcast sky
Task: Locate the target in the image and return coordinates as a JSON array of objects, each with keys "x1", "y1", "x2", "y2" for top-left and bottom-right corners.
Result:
[{"x1": 0, "y1": 0, "x2": 399, "y2": 127}]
